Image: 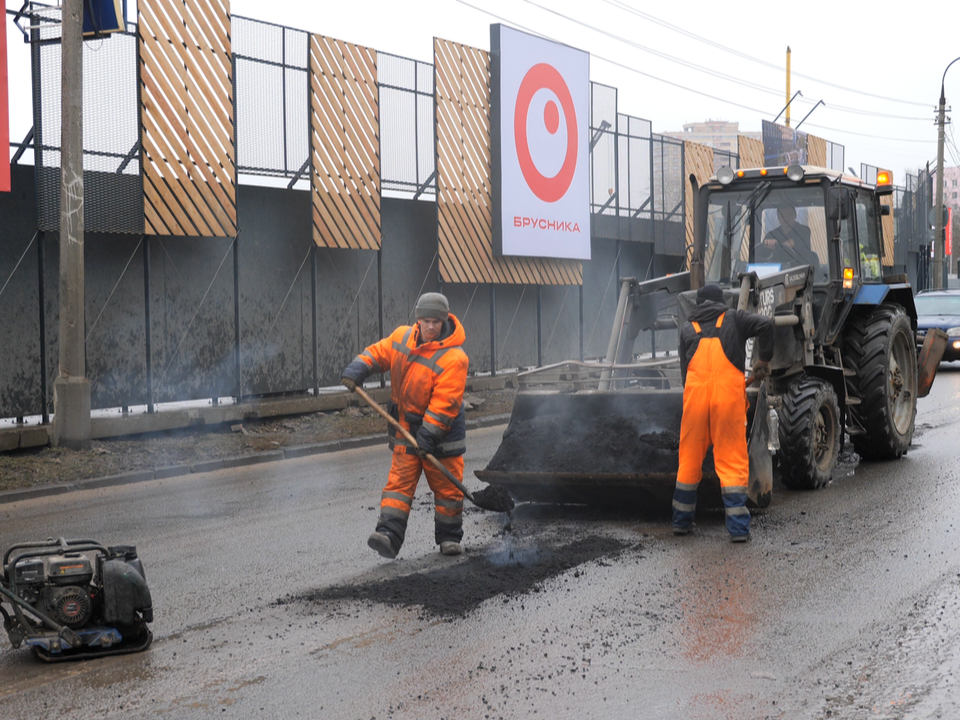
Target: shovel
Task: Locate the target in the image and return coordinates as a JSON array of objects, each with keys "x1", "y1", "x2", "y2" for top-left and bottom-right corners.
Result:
[{"x1": 353, "y1": 385, "x2": 514, "y2": 512}]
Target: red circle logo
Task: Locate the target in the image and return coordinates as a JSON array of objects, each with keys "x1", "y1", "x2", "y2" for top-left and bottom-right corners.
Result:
[{"x1": 514, "y1": 63, "x2": 578, "y2": 203}]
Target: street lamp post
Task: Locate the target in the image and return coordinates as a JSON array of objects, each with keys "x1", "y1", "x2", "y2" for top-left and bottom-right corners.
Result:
[{"x1": 933, "y1": 57, "x2": 960, "y2": 290}]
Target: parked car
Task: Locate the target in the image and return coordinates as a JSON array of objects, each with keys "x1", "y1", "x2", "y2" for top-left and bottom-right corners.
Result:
[{"x1": 915, "y1": 289, "x2": 960, "y2": 361}]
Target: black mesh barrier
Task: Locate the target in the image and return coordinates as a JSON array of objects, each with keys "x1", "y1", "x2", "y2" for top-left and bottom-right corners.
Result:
[
  {"x1": 378, "y1": 51, "x2": 435, "y2": 200},
  {"x1": 31, "y1": 6, "x2": 142, "y2": 233},
  {"x1": 233, "y1": 16, "x2": 310, "y2": 181}
]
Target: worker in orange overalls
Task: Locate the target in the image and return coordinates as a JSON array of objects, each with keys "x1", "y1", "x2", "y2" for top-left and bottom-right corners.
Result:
[
  {"x1": 341, "y1": 293, "x2": 469, "y2": 559},
  {"x1": 673, "y1": 284, "x2": 775, "y2": 542}
]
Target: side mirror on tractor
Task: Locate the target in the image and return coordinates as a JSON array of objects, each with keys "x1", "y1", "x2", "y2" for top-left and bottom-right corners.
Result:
[
  {"x1": 827, "y1": 186, "x2": 851, "y2": 221},
  {"x1": 827, "y1": 186, "x2": 851, "y2": 238}
]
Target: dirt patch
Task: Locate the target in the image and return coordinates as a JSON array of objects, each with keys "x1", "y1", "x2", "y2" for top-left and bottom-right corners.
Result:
[
  {"x1": 0, "y1": 389, "x2": 516, "y2": 493},
  {"x1": 282, "y1": 535, "x2": 631, "y2": 617}
]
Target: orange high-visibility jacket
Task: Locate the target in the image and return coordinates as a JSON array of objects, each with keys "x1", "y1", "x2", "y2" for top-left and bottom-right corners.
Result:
[{"x1": 341, "y1": 314, "x2": 469, "y2": 457}]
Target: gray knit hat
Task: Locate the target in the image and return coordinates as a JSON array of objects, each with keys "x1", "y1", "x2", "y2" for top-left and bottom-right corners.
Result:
[{"x1": 415, "y1": 292, "x2": 449, "y2": 320}]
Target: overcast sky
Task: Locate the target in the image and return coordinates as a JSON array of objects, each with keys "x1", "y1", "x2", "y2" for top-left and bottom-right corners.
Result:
[{"x1": 5, "y1": 0, "x2": 960, "y2": 181}]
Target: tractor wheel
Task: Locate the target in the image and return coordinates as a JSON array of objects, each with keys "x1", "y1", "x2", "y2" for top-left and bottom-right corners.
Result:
[
  {"x1": 844, "y1": 304, "x2": 917, "y2": 460},
  {"x1": 777, "y1": 376, "x2": 841, "y2": 490}
]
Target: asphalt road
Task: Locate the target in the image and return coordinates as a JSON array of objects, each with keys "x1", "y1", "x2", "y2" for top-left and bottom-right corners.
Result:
[{"x1": 3, "y1": 366, "x2": 960, "y2": 719}]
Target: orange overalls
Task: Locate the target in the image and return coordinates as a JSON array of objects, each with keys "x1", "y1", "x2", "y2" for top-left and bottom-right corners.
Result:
[
  {"x1": 672, "y1": 312, "x2": 752, "y2": 537},
  {"x1": 342, "y1": 315, "x2": 469, "y2": 548}
]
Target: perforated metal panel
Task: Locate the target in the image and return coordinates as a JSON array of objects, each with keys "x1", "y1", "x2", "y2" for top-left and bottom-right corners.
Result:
[
  {"x1": 233, "y1": 16, "x2": 309, "y2": 180},
  {"x1": 378, "y1": 52, "x2": 435, "y2": 199},
  {"x1": 617, "y1": 114, "x2": 652, "y2": 221},
  {"x1": 31, "y1": 6, "x2": 143, "y2": 233}
]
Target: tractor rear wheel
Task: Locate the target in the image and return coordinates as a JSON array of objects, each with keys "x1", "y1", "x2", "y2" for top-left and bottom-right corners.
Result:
[
  {"x1": 844, "y1": 304, "x2": 917, "y2": 460},
  {"x1": 777, "y1": 376, "x2": 841, "y2": 490}
]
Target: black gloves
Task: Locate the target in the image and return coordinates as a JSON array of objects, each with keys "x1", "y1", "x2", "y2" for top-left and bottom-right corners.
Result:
[
  {"x1": 341, "y1": 377, "x2": 357, "y2": 392},
  {"x1": 415, "y1": 425, "x2": 438, "y2": 458},
  {"x1": 751, "y1": 361, "x2": 771, "y2": 381}
]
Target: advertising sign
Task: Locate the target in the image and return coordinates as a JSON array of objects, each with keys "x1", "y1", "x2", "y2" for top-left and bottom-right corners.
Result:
[
  {"x1": 1, "y1": 13, "x2": 10, "y2": 193},
  {"x1": 491, "y1": 24, "x2": 590, "y2": 260}
]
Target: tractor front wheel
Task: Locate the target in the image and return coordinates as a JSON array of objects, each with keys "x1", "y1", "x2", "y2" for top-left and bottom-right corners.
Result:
[
  {"x1": 777, "y1": 376, "x2": 841, "y2": 490},
  {"x1": 844, "y1": 305, "x2": 917, "y2": 460}
]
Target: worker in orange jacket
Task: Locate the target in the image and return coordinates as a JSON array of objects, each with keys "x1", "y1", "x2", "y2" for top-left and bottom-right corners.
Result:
[
  {"x1": 673, "y1": 284, "x2": 774, "y2": 542},
  {"x1": 341, "y1": 292, "x2": 469, "y2": 559}
]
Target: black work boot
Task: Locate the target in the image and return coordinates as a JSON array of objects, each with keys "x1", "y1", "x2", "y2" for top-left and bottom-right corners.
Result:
[{"x1": 367, "y1": 531, "x2": 399, "y2": 559}]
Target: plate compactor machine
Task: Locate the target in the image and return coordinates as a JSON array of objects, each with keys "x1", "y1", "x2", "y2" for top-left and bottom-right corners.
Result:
[
  {"x1": 478, "y1": 165, "x2": 948, "y2": 507},
  {"x1": 0, "y1": 537, "x2": 153, "y2": 661}
]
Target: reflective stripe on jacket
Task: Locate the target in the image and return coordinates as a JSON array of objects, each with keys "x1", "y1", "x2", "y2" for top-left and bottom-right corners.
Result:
[{"x1": 341, "y1": 314, "x2": 469, "y2": 457}]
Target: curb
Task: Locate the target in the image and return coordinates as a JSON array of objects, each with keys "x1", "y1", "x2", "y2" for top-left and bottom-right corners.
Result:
[{"x1": 0, "y1": 414, "x2": 511, "y2": 505}]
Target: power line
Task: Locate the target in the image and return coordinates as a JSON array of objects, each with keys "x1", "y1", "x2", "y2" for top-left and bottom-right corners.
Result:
[
  {"x1": 521, "y1": 0, "x2": 929, "y2": 121},
  {"x1": 803, "y1": 122, "x2": 936, "y2": 144},
  {"x1": 601, "y1": 0, "x2": 931, "y2": 109},
  {"x1": 451, "y1": 0, "x2": 935, "y2": 144}
]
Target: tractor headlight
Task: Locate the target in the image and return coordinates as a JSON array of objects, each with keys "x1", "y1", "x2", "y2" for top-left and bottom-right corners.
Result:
[
  {"x1": 947, "y1": 327, "x2": 960, "y2": 337},
  {"x1": 786, "y1": 164, "x2": 805, "y2": 182},
  {"x1": 717, "y1": 166, "x2": 735, "y2": 185}
]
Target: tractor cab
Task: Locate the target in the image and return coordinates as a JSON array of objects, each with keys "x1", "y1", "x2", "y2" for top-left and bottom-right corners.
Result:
[{"x1": 694, "y1": 165, "x2": 895, "y2": 346}]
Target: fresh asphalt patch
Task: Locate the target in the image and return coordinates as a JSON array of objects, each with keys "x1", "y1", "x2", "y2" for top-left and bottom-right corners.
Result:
[{"x1": 280, "y1": 534, "x2": 633, "y2": 618}]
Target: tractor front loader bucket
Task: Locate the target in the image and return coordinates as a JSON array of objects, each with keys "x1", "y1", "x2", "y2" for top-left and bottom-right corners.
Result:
[{"x1": 475, "y1": 361, "x2": 773, "y2": 509}]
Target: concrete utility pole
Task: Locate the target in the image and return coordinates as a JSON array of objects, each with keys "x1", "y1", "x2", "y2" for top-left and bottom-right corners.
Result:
[
  {"x1": 934, "y1": 57, "x2": 960, "y2": 290},
  {"x1": 52, "y1": 0, "x2": 91, "y2": 449},
  {"x1": 785, "y1": 46, "x2": 791, "y2": 128}
]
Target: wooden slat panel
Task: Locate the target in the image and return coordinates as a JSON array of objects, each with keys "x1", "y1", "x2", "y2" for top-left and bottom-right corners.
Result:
[
  {"x1": 139, "y1": 0, "x2": 236, "y2": 237},
  {"x1": 310, "y1": 34, "x2": 381, "y2": 250},
  {"x1": 738, "y1": 136, "x2": 764, "y2": 169},
  {"x1": 806, "y1": 134, "x2": 827, "y2": 167},
  {"x1": 434, "y1": 38, "x2": 581, "y2": 286},
  {"x1": 684, "y1": 141, "x2": 714, "y2": 268},
  {"x1": 880, "y1": 185, "x2": 895, "y2": 266}
]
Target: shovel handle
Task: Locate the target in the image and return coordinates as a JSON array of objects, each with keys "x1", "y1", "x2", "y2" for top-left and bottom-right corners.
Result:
[{"x1": 353, "y1": 385, "x2": 477, "y2": 503}]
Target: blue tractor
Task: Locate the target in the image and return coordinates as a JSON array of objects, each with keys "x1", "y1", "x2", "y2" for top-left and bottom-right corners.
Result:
[{"x1": 478, "y1": 165, "x2": 947, "y2": 506}]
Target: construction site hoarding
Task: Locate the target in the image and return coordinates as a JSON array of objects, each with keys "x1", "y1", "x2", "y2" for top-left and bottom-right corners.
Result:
[{"x1": 490, "y1": 24, "x2": 590, "y2": 261}]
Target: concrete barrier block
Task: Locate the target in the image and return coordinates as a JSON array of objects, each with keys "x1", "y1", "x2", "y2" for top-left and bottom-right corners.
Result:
[
  {"x1": 0, "y1": 430, "x2": 20, "y2": 452},
  {"x1": 19, "y1": 426, "x2": 50, "y2": 449}
]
